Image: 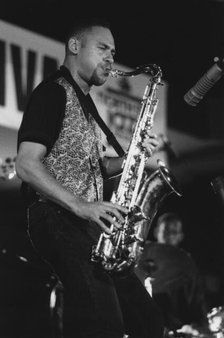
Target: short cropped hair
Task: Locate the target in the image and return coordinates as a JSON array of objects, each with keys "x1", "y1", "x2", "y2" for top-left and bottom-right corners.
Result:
[
  {"x1": 156, "y1": 212, "x2": 182, "y2": 227},
  {"x1": 65, "y1": 16, "x2": 111, "y2": 49}
]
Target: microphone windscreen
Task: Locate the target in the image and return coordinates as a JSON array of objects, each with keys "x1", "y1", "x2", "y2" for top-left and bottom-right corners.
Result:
[{"x1": 184, "y1": 63, "x2": 223, "y2": 106}]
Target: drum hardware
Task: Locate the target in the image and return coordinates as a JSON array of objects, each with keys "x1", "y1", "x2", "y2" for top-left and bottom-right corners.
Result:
[
  {"x1": 207, "y1": 306, "x2": 224, "y2": 337},
  {"x1": 49, "y1": 279, "x2": 64, "y2": 338},
  {"x1": 166, "y1": 330, "x2": 211, "y2": 338},
  {"x1": 0, "y1": 246, "x2": 64, "y2": 338}
]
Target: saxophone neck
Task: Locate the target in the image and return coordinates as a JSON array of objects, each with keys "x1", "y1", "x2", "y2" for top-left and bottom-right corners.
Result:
[{"x1": 110, "y1": 64, "x2": 162, "y2": 78}]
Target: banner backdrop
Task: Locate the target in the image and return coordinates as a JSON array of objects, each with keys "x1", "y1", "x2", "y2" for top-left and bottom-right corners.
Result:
[{"x1": 0, "y1": 19, "x2": 167, "y2": 168}]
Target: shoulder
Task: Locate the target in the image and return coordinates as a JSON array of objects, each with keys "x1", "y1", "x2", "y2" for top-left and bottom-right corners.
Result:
[{"x1": 32, "y1": 80, "x2": 66, "y2": 99}]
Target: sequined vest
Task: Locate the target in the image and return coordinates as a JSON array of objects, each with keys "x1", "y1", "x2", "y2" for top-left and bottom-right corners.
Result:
[{"x1": 43, "y1": 77, "x2": 104, "y2": 202}]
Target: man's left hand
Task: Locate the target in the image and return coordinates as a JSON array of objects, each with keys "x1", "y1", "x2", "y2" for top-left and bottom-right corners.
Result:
[{"x1": 143, "y1": 133, "x2": 159, "y2": 156}]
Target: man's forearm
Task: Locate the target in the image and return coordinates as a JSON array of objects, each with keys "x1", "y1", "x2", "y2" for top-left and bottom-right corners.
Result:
[{"x1": 16, "y1": 157, "x2": 78, "y2": 212}]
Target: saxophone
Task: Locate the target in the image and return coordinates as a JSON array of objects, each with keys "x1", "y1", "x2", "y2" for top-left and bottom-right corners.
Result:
[{"x1": 91, "y1": 64, "x2": 182, "y2": 272}]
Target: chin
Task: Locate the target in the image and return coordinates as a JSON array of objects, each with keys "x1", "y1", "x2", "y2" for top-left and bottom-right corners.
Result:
[
  {"x1": 93, "y1": 78, "x2": 107, "y2": 86},
  {"x1": 90, "y1": 71, "x2": 108, "y2": 86}
]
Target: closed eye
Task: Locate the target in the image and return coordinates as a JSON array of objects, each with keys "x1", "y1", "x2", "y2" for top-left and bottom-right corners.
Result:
[{"x1": 98, "y1": 44, "x2": 116, "y2": 57}]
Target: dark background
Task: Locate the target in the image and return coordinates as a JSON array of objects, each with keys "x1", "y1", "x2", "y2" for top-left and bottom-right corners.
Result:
[{"x1": 1, "y1": 0, "x2": 224, "y2": 332}]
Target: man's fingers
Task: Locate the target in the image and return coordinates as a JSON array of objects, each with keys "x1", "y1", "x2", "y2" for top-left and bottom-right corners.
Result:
[
  {"x1": 142, "y1": 134, "x2": 159, "y2": 157},
  {"x1": 103, "y1": 201, "x2": 128, "y2": 214},
  {"x1": 144, "y1": 137, "x2": 159, "y2": 147},
  {"x1": 95, "y1": 218, "x2": 112, "y2": 234},
  {"x1": 102, "y1": 213, "x2": 123, "y2": 228},
  {"x1": 95, "y1": 214, "x2": 121, "y2": 233},
  {"x1": 88, "y1": 201, "x2": 129, "y2": 232}
]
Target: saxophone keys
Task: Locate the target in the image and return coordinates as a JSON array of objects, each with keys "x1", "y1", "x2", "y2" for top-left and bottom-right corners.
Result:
[{"x1": 128, "y1": 205, "x2": 148, "y2": 223}]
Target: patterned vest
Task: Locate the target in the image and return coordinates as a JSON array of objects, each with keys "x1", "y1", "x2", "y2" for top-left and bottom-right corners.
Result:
[{"x1": 43, "y1": 76, "x2": 104, "y2": 202}]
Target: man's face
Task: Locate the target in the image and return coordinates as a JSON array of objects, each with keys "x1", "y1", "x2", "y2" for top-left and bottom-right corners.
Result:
[
  {"x1": 76, "y1": 26, "x2": 115, "y2": 86},
  {"x1": 157, "y1": 221, "x2": 183, "y2": 246}
]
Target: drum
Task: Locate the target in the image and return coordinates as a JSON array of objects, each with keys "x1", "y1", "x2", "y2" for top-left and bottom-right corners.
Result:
[
  {"x1": 166, "y1": 331, "x2": 197, "y2": 337},
  {"x1": 165, "y1": 324, "x2": 213, "y2": 338},
  {"x1": 207, "y1": 306, "x2": 224, "y2": 336},
  {"x1": 166, "y1": 331, "x2": 189, "y2": 337}
]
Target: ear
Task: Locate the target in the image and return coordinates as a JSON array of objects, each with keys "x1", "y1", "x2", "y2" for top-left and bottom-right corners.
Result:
[{"x1": 68, "y1": 37, "x2": 80, "y2": 55}]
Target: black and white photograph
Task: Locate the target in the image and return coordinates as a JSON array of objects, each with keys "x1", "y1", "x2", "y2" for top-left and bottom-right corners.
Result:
[{"x1": 0, "y1": 1, "x2": 224, "y2": 337}]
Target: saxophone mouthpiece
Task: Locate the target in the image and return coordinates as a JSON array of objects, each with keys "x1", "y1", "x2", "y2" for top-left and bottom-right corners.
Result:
[{"x1": 109, "y1": 69, "x2": 122, "y2": 77}]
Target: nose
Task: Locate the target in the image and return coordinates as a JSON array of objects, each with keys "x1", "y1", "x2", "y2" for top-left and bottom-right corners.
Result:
[{"x1": 104, "y1": 51, "x2": 114, "y2": 64}]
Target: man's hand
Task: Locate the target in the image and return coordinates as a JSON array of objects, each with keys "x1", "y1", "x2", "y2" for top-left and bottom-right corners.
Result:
[
  {"x1": 142, "y1": 133, "x2": 159, "y2": 156},
  {"x1": 73, "y1": 199, "x2": 129, "y2": 234}
]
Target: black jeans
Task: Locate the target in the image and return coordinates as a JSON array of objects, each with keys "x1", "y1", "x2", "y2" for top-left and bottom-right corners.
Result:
[{"x1": 28, "y1": 201, "x2": 164, "y2": 338}]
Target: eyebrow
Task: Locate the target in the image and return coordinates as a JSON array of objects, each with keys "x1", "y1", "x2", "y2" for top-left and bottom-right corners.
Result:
[{"x1": 99, "y1": 42, "x2": 116, "y2": 55}]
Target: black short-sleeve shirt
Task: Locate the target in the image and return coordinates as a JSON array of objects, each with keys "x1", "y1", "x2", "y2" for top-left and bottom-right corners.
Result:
[
  {"x1": 17, "y1": 66, "x2": 101, "y2": 206},
  {"x1": 18, "y1": 72, "x2": 68, "y2": 155},
  {"x1": 17, "y1": 66, "x2": 96, "y2": 156}
]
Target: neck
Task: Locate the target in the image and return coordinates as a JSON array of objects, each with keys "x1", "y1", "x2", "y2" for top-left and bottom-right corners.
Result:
[{"x1": 63, "y1": 59, "x2": 91, "y2": 95}]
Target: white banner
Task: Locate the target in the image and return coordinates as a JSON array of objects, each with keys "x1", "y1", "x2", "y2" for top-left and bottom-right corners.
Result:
[{"x1": 0, "y1": 20, "x2": 64, "y2": 129}]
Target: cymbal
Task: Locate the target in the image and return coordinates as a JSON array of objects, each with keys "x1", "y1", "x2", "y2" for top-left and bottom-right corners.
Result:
[{"x1": 137, "y1": 242, "x2": 198, "y2": 294}]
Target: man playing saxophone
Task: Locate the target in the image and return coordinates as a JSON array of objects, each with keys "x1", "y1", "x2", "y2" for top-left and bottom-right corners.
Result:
[{"x1": 16, "y1": 16, "x2": 164, "y2": 338}]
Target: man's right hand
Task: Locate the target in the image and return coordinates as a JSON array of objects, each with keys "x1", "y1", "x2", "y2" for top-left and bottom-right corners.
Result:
[
  {"x1": 73, "y1": 199, "x2": 129, "y2": 234},
  {"x1": 16, "y1": 142, "x2": 128, "y2": 234}
]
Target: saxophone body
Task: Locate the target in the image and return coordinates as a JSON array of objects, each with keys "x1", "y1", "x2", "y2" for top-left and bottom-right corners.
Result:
[{"x1": 91, "y1": 64, "x2": 182, "y2": 272}]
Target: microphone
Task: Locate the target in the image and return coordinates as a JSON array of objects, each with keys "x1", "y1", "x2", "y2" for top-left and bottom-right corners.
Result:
[{"x1": 184, "y1": 57, "x2": 224, "y2": 106}]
